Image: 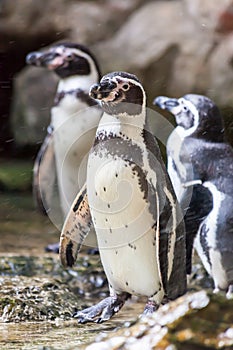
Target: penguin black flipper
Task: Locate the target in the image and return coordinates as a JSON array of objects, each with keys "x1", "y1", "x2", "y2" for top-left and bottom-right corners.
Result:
[
  {"x1": 59, "y1": 183, "x2": 93, "y2": 267},
  {"x1": 158, "y1": 188, "x2": 187, "y2": 301},
  {"x1": 181, "y1": 184, "x2": 213, "y2": 274},
  {"x1": 33, "y1": 126, "x2": 57, "y2": 215},
  {"x1": 143, "y1": 129, "x2": 187, "y2": 301}
]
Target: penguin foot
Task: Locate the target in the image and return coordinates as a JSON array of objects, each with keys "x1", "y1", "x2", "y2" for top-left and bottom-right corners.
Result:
[
  {"x1": 45, "y1": 242, "x2": 59, "y2": 253},
  {"x1": 87, "y1": 247, "x2": 99, "y2": 255},
  {"x1": 73, "y1": 293, "x2": 130, "y2": 323},
  {"x1": 226, "y1": 285, "x2": 233, "y2": 299},
  {"x1": 143, "y1": 300, "x2": 159, "y2": 316}
]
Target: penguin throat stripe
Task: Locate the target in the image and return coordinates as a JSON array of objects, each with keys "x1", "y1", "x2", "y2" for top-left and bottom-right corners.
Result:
[
  {"x1": 54, "y1": 89, "x2": 98, "y2": 107},
  {"x1": 179, "y1": 99, "x2": 199, "y2": 137}
]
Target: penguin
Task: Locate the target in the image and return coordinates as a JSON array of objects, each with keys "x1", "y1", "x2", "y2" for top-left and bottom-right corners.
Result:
[
  {"x1": 26, "y1": 43, "x2": 103, "y2": 252},
  {"x1": 154, "y1": 94, "x2": 233, "y2": 294},
  {"x1": 59, "y1": 72, "x2": 187, "y2": 323}
]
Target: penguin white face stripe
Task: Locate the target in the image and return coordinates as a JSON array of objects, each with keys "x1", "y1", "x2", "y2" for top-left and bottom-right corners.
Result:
[
  {"x1": 175, "y1": 98, "x2": 200, "y2": 139},
  {"x1": 53, "y1": 46, "x2": 97, "y2": 72}
]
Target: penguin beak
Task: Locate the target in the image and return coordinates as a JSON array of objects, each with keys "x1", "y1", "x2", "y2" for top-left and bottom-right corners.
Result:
[
  {"x1": 26, "y1": 50, "x2": 65, "y2": 70},
  {"x1": 154, "y1": 96, "x2": 180, "y2": 114},
  {"x1": 26, "y1": 51, "x2": 45, "y2": 66},
  {"x1": 89, "y1": 81, "x2": 118, "y2": 101}
]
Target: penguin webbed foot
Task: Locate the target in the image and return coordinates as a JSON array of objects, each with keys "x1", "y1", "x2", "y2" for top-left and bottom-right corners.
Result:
[
  {"x1": 73, "y1": 293, "x2": 130, "y2": 323},
  {"x1": 87, "y1": 247, "x2": 99, "y2": 255},
  {"x1": 226, "y1": 285, "x2": 233, "y2": 299},
  {"x1": 45, "y1": 242, "x2": 59, "y2": 254},
  {"x1": 142, "y1": 300, "x2": 159, "y2": 316}
]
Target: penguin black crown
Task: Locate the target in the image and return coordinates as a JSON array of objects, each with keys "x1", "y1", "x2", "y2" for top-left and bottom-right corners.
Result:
[{"x1": 59, "y1": 71, "x2": 187, "y2": 323}]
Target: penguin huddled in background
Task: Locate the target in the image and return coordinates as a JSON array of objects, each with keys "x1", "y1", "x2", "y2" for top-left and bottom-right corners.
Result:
[
  {"x1": 26, "y1": 43, "x2": 103, "y2": 252},
  {"x1": 154, "y1": 94, "x2": 233, "y2": 295},
  {"x1": 59, "y1": 72, "x2": 187, "y2": 323}
]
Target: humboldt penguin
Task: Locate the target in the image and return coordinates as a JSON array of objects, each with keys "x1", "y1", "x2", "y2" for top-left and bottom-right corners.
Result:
[
  {"x1": 26, "y1": 43, "x2": 102, "y2": 252},
  {"x1": 154, "y1": 94, "x2": 233, "y2": 294},
  {"x1": 60, "y1": 72, "x2": 187, "y2": 323}
]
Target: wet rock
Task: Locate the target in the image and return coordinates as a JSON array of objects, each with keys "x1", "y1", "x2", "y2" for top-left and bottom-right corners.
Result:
[
  {"x1": 84, "y1": 291, "x2": 233, "y2": 350},
  {"x1": 0, "y1": 276, "x2": 75, "y2": 322},
  {"x1": 0, "y1": 254, "x2": 107, "y2": 322}
]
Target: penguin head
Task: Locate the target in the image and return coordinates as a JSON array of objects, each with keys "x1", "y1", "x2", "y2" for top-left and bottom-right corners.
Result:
[
  {"x1": 154, "y1": 94, "x2": 225, "y2": 142},
  {"x1": 26, "y1": 43, "x2": 101, "y2": 80},
  {"x1": 89, "y1": 72, "x2": 146, "y2": 116}
]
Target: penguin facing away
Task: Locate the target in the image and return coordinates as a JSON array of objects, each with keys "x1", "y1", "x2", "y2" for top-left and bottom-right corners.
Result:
[
  {"x1": 154, "y1": 94, "x2": 233, "y2": 294},
  {"x1": 60, "y1": 72, "x2": 187, "y2": 323},
  {"x1": 26, "y1": 43, "x2": 103, "y2": 251}
]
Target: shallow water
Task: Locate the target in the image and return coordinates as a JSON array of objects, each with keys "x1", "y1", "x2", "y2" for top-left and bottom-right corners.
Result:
[
  {"x1": 0, "y1": 192, "x2": 146, "y2": 349},
  {"x1": 0, "y1": 299, "x2": 144, "y2": 349}
]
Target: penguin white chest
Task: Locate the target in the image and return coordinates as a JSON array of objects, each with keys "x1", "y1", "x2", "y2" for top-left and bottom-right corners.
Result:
[
  {"x1": 51, "y1": 96, "x2": 101, "y2": 214},
  {"x1": 194, "y1": 182, "x2": 229, "y2": 290},
  {"x1": 87, "y1": 153, "x2": 162, "y2": 299}
]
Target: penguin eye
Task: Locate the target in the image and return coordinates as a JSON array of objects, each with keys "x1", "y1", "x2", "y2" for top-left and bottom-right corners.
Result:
[
  {"x1": 182, "y1": 105, "x2": 188, "y2": 112},
  {"x1": 66, "y1": 53, "x2": 74, "y2": 61},
  {"x1": 122, "y1": 84, "x2": 130, "y2": 91}
]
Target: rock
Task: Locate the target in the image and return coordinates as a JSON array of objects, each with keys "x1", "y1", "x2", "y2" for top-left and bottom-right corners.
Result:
[
  {"x1": 93, "y1": 1, "x2": 184, "y2": 97},
  {"x1": 83, "y1": 291, "x2": 233, "y2": 350},
  {"x1": 0, "y1": 254, "x2": 107, "y2": 322},
  {"x1": 3, "y1": 0, "x2": 146, "y2": 146},
  {"x1": 11, "y1": 67, "x2": 57, "y2": 146},
  {"x1": 93, "y1": 0, "x2": 233, "y2": 102},
  {"x1": 183, "y1": 0, "x2": 232, "y2": 32},
  {"x1": 8, "y1": 0, "x2": 233, "y2": 147},
  {"x1": 207, "y1": 34, "x2": 233, "y2": 108},
  {"x1": 0, "y1": 0, "x2": 146, "y2": 48},
  {"x1": 216, "y1": 1, "x2": 233, "y2": 34}
]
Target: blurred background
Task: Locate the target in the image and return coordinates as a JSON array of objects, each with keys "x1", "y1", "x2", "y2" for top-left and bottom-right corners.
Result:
[{"x1": 0, "y1": 0, "x2": 233, "y2": 246}]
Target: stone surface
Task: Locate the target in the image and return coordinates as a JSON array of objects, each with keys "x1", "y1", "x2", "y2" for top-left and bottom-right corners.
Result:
[
  {"x1": 83, "y1": 291, "x2": 233, "y2": 350},
  {"x1": 0, "y1": 0, "x2": 146, "y2": 48},
  {"x1": 6, "y1": 0, "x2": 233, "y2": 146},
  {"x1": 11, "y1": 67, "x2": 57, "y2": 145},
  {"x1": 0, "y1": 254, "x2": 107, "y2": 322}
]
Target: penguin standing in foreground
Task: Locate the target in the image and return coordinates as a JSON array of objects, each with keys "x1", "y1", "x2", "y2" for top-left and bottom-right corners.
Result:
[
  {"x1": 154, "y1": 94, "x2": 233, "y2": 294},
  {"x1": 60, "y1": 72, "x2": 186, "y2": 323},
  {"x1": 26, "y1": 43, "x2": 102, "y2": 252}
]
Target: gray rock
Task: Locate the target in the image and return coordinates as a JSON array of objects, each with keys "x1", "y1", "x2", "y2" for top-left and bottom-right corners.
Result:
[
  {"x1": 0, "y1": 0, "x2": 146, "y2": 46},
  {"x1": 207, "y1": 34, "x2": 233, "y2": 108},
  {"x1": 8, "y1": 0, "x2": 233, "y2": 146},
  {"x1": 11, "y1": 67, "x2": 57, "y2": 145},
  {"x1": 84, "y1": 291, "x2": 233, "y2": 350},
  {"x1": 93, "y1": 0, "x2": 233, "y2": 102}
]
